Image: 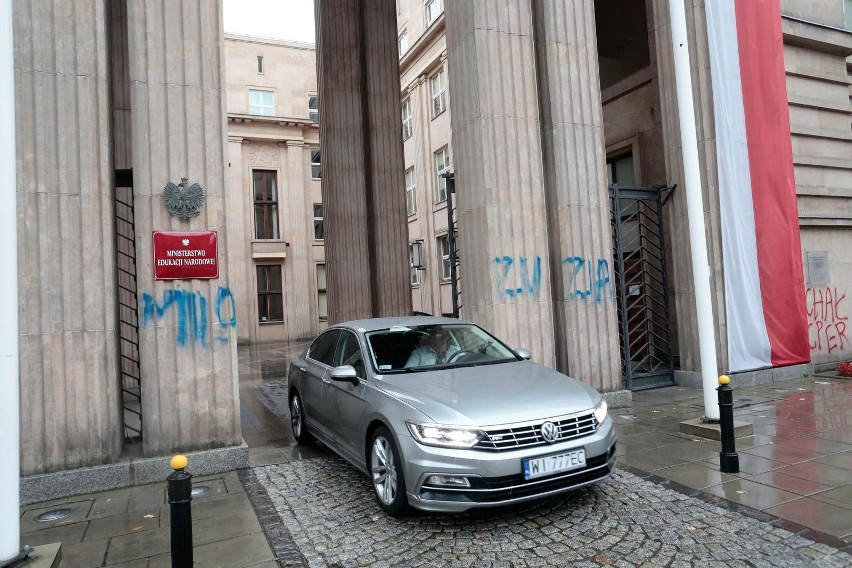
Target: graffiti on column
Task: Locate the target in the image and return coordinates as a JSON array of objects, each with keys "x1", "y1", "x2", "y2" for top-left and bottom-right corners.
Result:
[
  {"x1": 492, "y1": 255, "x2": 613, "y2": 302},
  {"x1": 140, "y1": 286, "x2": 238, "y2": 348},
  {"x1": 806, "y1": 287, "x2": 848, "y2": 354}
]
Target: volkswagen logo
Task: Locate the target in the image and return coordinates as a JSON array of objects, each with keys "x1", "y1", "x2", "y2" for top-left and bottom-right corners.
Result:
[{"x1": 540, "y1": 421, "x2": 559, "y2": 443}]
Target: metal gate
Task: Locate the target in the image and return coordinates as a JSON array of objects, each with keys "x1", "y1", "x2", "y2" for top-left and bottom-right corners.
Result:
[
  {"x1": 609, "y1": 184, "x2": 674, "y2": 390},
  {"x1": 115, "y1": 175, "x2": 142, "y2": 442}
]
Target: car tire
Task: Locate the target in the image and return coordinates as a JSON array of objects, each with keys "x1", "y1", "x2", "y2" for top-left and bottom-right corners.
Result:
[
  {"x1": 369, "y1": 426, "x2": 410, "y2": 516},
  {"x1": 289, "y1": 392, "x2": 314, "y2": 444}
]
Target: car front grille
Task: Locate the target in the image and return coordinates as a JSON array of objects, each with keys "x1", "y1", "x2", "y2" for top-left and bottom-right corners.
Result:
[{"x1": 474, "y1": 412, "x2": 598, "y2": 452}]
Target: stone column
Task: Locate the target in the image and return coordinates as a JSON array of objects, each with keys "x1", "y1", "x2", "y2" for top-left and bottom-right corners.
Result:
[
  {"x1": 651, "y1": 0, "x2": 726, "y2": 376},
  {"x1": 531, "y1": 0, "x2": 621, "y2": 391},
  {"x1": 128, "y1": 0, "x2": 241, "y2": 455},
  {"x1": 445, "y1": 0, "x2": 558, "y2": 367},
  {"x1": 14, "y1": 0, "x2": 122, "y2": 473},
  {"x1": 285, "y1": 141, "x2": 312, "y2": 338},
  {"x1": 317, "y1": 0, "x2": 411, "y2": 323}
]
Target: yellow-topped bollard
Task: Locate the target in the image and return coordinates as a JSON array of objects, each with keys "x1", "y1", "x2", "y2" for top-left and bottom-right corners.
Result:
[
  {"x1": 718, "y1": 375, "x2": 730, "y2": 386},
  {"x1": 717, "y1": 375, "x2": 739, "y2": 473},
  {"x1": 170, "y1": 454, "x2": 188, "y2": 471}
]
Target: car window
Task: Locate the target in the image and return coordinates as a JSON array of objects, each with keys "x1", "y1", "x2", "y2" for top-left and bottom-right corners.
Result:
[
  {"x1": 307, "y1": 329, "x2": 341, "y2": 366},
  {"x1": 334, "y1": 331, "x2": 365, "y2": 379}
]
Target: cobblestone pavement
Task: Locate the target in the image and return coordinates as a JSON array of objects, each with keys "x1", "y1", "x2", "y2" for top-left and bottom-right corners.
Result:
[{"x1": 250, "y1": 455, "x2": 852, "y2": 567}]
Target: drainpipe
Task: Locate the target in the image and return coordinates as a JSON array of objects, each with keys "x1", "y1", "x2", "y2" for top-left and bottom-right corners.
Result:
[
  {"x1": 0, "y1": 0, "x2": 20, "y2": 562},
  {"x1": 668, "y1": 0, "x2": 720, "y2": 420}
]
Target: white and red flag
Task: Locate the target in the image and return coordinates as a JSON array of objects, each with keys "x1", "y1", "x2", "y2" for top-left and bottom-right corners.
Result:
[{"x1": 706, "y1": 0, "x2": 810, "y2": 371}]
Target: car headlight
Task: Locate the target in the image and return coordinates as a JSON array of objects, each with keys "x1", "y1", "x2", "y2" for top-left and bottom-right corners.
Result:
[
  {"x1": 406, "y1": 422, "x2": 486, "y2": 449},
  {"x1": 593, "y1": 399, "x2": 608, "y2": 426}
]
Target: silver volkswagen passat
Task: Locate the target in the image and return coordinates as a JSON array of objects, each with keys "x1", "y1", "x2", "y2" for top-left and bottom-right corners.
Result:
[{"x1": 287, "y1": 316, "x2": 616, "y2": 515}]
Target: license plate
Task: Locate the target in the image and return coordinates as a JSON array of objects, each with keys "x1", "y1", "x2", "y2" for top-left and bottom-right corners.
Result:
[{"x1": 523, "y1": 448, "x2": 586, "y2": 480}]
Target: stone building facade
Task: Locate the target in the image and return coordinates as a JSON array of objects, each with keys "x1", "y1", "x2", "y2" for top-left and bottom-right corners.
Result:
[{"x1": 224, "y1": 34, "x2": 327, "y2": 344}]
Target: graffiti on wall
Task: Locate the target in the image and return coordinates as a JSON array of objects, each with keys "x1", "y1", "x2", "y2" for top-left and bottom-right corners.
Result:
[
  {"x1": 806, "y1": 286, "x2": 848, "y2": 354},
  {"x1": 493, "y1": 255, "x2": 612, "y2": 302},
  {"x1": 141, "y1": 286, "x2": 237, "y2": 348}
]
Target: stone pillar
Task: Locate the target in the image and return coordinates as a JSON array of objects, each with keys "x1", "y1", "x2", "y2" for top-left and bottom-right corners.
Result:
[
  {"x1": 284, "y1": 141, "x2": 312, "y2": 338},
  {"x1": 128, "y1": 0, "x2": 241, "y2": 455},
  {"x1": 445, "y1": 0, "x2": 558, "y2": 368},
  {"x1": 14, "y1": 0, "x2": 122, "y2": 474},
  {"x1": 317, "y1": 0, "x2": 411, "y2": 323},
  {"x1": 531, "y1": 0, "x2": 621, "y2": 391},
  {"x1": 651, "y1": 0, "x2": 726, "y2": 376}
]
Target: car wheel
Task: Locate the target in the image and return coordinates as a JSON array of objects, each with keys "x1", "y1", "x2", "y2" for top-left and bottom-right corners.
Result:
[
  {"x1": 369, "y1": 427, "x2": 409, "y2": 516},
  {"x1": 289, "y1": 392, "x2": 314, "y2": 444}
]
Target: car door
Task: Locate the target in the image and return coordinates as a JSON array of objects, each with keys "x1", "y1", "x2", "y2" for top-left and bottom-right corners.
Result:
[
  {"x1": 300, "y1": 328, "x2": 341, "y2": 439},
  {"x1": 327, "y1": 330, "x2": 369, "y2": 461}
]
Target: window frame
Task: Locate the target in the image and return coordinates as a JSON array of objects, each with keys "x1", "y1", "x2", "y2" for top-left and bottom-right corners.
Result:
[
  {"x1": 409, "y1": 243, "x2": 421, "y2": 287},
  {"x1": 430, "y1": 68, "x2": 446, "y2": 118},
  {"x1": 310, "y1": 149, "x2": 321, "y2": 180},
  {"x1": 257, "y1": 55, "x2": 264, "y2": 75},
  {"x1": 401, "y1": 98, "x2": 413, "y2": 141},
  {"x1": 313, "y1": 203, "x2": 324, "y2": 241},
  {"x1": 434, "y1": 145, "x2": 450, "y2": 203},
  {"x1": 308, "y1": 95, "x2": 319, "y2": 124},
  {"x1": 256, "y1": 264, "x2": 284, "y2": 323},
  {"x1": 405, "y1": 167, "x2": 416, "y2": 217},
  {"x1": 316, "y1": 263, "x2": 328, "y2": 321},
  {"x1": 438, "y1": 234, "x2": 451, "y2": 281},
  {"x1": 425, "y1": 0, "x2": 443, "y2": 26},
  {"x1": 252, "y1": 169, "x2": 279, "y2": 240},
  {"x1": 249, "y1": 89, "x2": 275, "y2": 116},
  {"x1": 398, "y1": 29, "x2": 409, "y2": 57}
]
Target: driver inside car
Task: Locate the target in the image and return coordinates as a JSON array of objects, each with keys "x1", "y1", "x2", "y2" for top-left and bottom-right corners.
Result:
[{"x1": 405, "y1": 327, "x2": 460, "y2": 367}]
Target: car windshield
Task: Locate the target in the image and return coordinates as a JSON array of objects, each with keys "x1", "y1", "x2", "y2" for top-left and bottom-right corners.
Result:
[{"x1": 365, "y1": 323, "x2": 519, "y2": 373}]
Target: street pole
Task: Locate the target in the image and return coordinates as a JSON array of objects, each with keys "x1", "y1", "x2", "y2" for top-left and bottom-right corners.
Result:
[
  {"x1": 443, "y1": 173, "x2": 459, "y2": 318},
  {"x1": 0, "y1": 0, "x2": 21, "y2": 562},
  {"x1": 668, "y1": 0, "x2": 719, "y2": 421}
]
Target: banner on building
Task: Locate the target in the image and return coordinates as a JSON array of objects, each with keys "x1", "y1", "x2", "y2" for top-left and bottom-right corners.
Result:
[{"x1": 706, "y1": 0, "x2": 810, "y2": 372}]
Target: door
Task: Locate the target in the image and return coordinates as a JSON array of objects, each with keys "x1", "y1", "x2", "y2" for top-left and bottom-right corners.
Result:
[
  {"x1": 301, "y1": 328, "x2": 341, "y2": 438},
  {"x1": 610, "y1": 184, "x2": 675, "y2": 390},
  {"x1": 327, "y1": 330, "x2": 369, "y2": 462}
]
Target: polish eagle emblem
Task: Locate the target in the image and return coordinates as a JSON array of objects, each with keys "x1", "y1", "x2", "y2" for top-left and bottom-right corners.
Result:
[{"x1": 163, "y1": 178, "x2": 204, "y2": 219}]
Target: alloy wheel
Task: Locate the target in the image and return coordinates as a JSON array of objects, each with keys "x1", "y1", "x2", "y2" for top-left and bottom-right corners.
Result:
[{"x1": 371, "y1": 436, "x2": 397, "y2": 505}]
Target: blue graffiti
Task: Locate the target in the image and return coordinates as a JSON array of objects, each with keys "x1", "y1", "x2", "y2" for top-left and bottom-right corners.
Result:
[
  {"x1": 563, "y1": 256, "x2": 612, "y2": 302},
  {"x1": 493, "y1": 255, "x2": 612, "y2": 303},
  {"x1": 141, "y1": 286, "x2": 237, "y2": 347},
  {"x1": 493, "y1": 256, "x2": 542, "y2": 299}
]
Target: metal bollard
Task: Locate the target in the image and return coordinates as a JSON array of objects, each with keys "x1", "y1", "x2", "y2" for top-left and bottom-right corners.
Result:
[
  {"x1": 717, "y1": 376, "x2": 740, "y2": 474},
  {"x1": 167, "y1": 455, "x2": 193, "y2": 568}
]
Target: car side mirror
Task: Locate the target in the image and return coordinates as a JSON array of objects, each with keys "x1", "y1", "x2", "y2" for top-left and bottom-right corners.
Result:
[
  {"x1": 330, "y1": 365, "x2": 359, "y2": 384},
  {"x1": 515, "y1": 348, "x2": 532, "y2": 360}
]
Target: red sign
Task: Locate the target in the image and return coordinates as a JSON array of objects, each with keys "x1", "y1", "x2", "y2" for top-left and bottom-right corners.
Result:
[{"x1": 153, "y1": 231, "x2": 219, "y2": 280}]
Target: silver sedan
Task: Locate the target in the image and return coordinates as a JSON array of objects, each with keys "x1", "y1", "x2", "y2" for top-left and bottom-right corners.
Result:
[{"x1": 287, "y1": 316, "x2": 616, "y2": 515}]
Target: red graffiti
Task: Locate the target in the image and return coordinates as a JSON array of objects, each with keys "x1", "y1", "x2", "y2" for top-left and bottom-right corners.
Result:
[{"x1": 806, "y1": 287, "x2": 848, "y2": 354}]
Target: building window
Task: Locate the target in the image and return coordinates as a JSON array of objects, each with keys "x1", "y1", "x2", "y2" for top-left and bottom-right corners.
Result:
[
  {"x1": 317, "y1": 264, "x2": 328, "y2": 320},
  {"x1": 257, "y1": 56, "x2": 264, "y2": 74},
  {"x1": 398, "y1": 30, "x2": 409, "y2": 57},
  {"x1": 308, "y1": 95, "x2": 319, "y2": 123},
  {"x1": 430, "y1": 68, "x2": 446, "y2": 118},
  {"x1": 253, "y1": 170, "x2": 279, "y2": 239},
  {"x1": 249, "y1": 89, "x2": 274, "y2": 116},
  {"x1": 257, "y1": 265, "x2": 283, "y2": 322},
  {"x1": 410, "y1": 244, "x2": 421, "y2": 286},
  {"x1": 405, "y1": 167, "x2": 416, "y2": 216},
  {"x1": 311, "y1": 149, "x2": 321, "y2": 179},
  {"x1": 426, "y1": 0, "x2": 443, "y2": 26},
  {"x1": 438, "y1": 235, "x2": 451, "y2": 281},
  {"x1": 313, "y1": 203, "x2": 324, "y2": 240},
  {"x1": 434, "y1": 145, "x2": 450, "y2": 202},
  {"x1": 401, "y1": 98, "x2": 413, "y2": 141}
]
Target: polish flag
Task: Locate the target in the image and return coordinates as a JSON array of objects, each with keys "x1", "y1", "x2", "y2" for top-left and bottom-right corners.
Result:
[{"x1": 706, "y1": 0, "x2": 810, "y2": 372}]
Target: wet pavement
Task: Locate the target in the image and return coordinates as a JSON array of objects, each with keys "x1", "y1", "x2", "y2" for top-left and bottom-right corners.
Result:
[{"x1": 17, "y1": 339, "x2": 852, "y2": 566}]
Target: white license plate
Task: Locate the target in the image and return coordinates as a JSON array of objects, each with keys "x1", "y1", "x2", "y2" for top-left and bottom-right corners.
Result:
[{"x1": 523, "y1": 448, "x2": 586, "y2": 480}]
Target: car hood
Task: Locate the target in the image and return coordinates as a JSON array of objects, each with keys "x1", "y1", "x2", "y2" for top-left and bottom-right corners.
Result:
[{"x1": 375, "y1": 361, "x2": 600, "y2": 426}]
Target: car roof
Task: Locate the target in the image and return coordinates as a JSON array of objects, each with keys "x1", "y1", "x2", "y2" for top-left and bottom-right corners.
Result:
[{"x1": 332, "y1": 315, "x2": 471, "y2": 333}]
